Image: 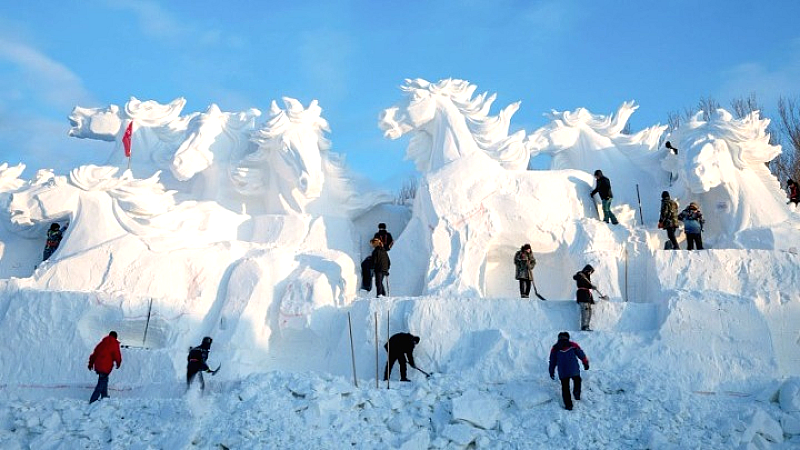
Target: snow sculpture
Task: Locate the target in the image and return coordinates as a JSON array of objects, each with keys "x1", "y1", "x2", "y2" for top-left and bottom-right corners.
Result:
[
  {"x1": 380, "y1": 78, "x2": 597, "y2": 297},
  {"x1": 0, "y1": 163, "x2": 25, "y2": 192},
  {"x1": 380, "y1": 78, "x2": 529, "y2": 172},
  {"x1": 234, "y1": 97, "x2": 391, "y2": 217},
  {"x1": 69, "y1": 97, "x2": 189, "y2": 176},
  {"x1": 664, "y1": 109, "x2": 800, "y2": 248},
  {"x1": 526, "y1": 102, "x2": 669, "y2": 223},
  {"x1": 69, "y1": 98, "x2": 263, "y2": 211},
  {"x1": 7, "y1": 165, "x2": 244, "y2": 254}
]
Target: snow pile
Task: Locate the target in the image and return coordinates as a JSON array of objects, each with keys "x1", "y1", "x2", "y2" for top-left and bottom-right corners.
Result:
[{"x1": 0, "y1": 77, "x2": 799, "y2": 448}]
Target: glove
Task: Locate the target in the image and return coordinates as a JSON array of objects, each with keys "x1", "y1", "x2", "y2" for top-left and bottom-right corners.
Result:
[
  {"x1": 583, "y1": 362, "x2": 590, "y2": 370},
  {"x1": 550, "y1": 374, "x2": 555, "y2": 380},
  {"x1": 88, "y1": 363, "x2": 93, "y2": 371}
]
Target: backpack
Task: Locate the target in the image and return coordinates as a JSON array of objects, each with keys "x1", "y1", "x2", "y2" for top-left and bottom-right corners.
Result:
[{"x1": 187, "y1": 346, "x2": 205, "y2": 362}]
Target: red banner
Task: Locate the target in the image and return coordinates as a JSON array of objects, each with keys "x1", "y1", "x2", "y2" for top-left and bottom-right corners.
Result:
[{"x1": 122, "y1": 121, "x2": 133, "y2": 158}]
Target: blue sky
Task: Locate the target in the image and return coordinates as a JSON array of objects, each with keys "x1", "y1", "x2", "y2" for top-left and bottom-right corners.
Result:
[{"x1": 1, "y1": 0, "x2": 799, "y2": 190}]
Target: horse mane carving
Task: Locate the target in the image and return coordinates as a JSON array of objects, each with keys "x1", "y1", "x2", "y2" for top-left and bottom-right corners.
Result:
[
  {"x1": 234, "y1": 98, "x2": 390, "y2": 216},
  {"x1": 665, "y1": 108, "x2": 796, "y2": 245},
  {"x1": 380, "y1": 78, "x2": 529, "y2": 173}
]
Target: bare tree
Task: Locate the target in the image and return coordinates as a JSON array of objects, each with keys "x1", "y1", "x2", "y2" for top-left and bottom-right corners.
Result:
[
  {"x1": 395, "y1": 176, "x2": 418, "y2": 205},
  {"x1": 770, "y1": 96, "x2": 800, "y2": 184},
  {"x1": 696, "y1": 96, "x2": 720, "y2": 121},
  {"x1": 666, "y1": 111, "x2": 682, "y2": 134},
  {"x1": 730, "y1": 93, "x2": 761, "y2": 119}
]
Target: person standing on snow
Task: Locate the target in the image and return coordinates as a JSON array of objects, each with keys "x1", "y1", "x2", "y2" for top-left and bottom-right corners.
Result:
[
  {"x1": 88, "y1": 331, "x2": 122, "y2": 403},
  {"x1": 42, "y1": 222, "x2": 67, "y2": 261},
  {"x1": 549, "y1": 331, "x2": 590, "y2": 411},
  {"x1": 373, "y1": 222, "x2": 394, "y2": 251},
  {"x1": 659, "y1": 191, "x2": 680, "y2": 250},
  {"x1": 678, "y1": 202, "x2": 705, "y2": 250},
  {"x1": 787, "y1": 179, "x2": 800, "y2": 205},
  {"x1": 514, "y1": 243, "x2": 536, "y2": 298},
  {"x1": 384, "y1": 332, "x2": 420, "y2": 382},
  {"x1": 187, "y1": 336, "x2": 214, "y2": 391},
  {"x1": 371, "y1": 238, "x2": 390, "y2": 297},
  {"x1": 573, "y1": 265, "x2": 599, "y2": 331},
  {"x1": 590, "y1": 170, "x2": 619, "y2": 225}
]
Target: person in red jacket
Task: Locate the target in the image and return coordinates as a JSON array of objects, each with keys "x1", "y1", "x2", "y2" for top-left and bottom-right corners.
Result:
[{"x1": 88, "y1": 331, "x2": 122, "y2": 403}]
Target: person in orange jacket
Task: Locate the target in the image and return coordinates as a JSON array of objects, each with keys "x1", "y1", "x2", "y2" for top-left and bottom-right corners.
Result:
[{"x1": 88, "y1": 331, "x2": 122, "y2": 403}]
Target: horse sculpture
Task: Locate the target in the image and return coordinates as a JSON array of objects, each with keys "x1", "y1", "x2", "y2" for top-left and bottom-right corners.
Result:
[
  {"x1": 380, "y1": 78, "x2": 606, "y2": 298},
  {"x1": 69, "y1": 98, "x2": 264, "y2": 212},
  {"x1": 233, "y1": 97, "x2": 391, "y2": 217},
  {"x1": 526, "y1": 101, "x2": 669, "y2": 223},
  {"x1": 380, "y1": 78, "x2": 529, "y2": 173},
  {"x1": 664, "y1": 109, "x2": 800, "y2": 248},
  {"x1": 7, "y1": 165, "x2": 245, "y2": 255}
]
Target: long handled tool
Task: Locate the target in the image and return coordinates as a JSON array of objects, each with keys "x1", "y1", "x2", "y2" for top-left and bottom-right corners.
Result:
[
  {"x1": 412, "y1": 366, "x2": 431, "y2": 378},
  {"x1": 594, "y1": 288, "x2": 609, "y2": 301},
  {"x1": 531, "y1": 274, "x2": 547, "y2": 301}
]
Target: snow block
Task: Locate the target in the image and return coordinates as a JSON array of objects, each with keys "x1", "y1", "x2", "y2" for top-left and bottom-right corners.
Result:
[
  {"x1": 451, "y1": 389, "x2": 500, "y2": 430},
  {"x1": 779, "y1": 377, "x2": 800, "y2": 413},
  {"x1": 781, "y1": 412, "x2": 800, "y2": 436},
  {"x1": 441, "y1": 423, "x2": 478, "y2": 446},
  {"x1": 740, "y1": 409, "x2": 784, "y2": 445},
  {"x1": 500, "y1": 381, "x2": 551, "y2": 409}
]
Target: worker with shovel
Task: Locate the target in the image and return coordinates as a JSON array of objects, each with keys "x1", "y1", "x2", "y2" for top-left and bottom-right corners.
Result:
[
  {"x1": 383, "y1": 333, "x2": 428, "y2": 381},
  {"x1": 573, "y1": 264, "x2": 608, "y2": 331}
]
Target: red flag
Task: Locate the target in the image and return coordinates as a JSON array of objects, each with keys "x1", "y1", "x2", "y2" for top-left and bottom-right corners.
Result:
[{"x1": 122, "y1": 121, "x2": 133, "y2": 158}]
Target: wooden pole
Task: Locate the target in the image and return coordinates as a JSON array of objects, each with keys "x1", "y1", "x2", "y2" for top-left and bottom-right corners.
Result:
[
  {"x1": 142, "y1": 297, "x2": 153, "y2": 346},
  {"x1": 386, "y1": 310, "x2": 390, "y2": 390},
  {"x1": 347, "y1": 312, "x2": 358, "y2": 387},
  {"x1": 636, "y1": 184, "x2": 644, "y2": 226},
  {"x1": 624, "y1": 246, "x2": 629, "y2": 302}
]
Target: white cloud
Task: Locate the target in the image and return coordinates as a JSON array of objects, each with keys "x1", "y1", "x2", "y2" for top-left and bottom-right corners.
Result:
[
  {"x1": 102, "y1": 0, "x2": 189, "y2": 41},
  {"x1": 719, "y1": 38, "x2": 800, "y2": 107},
  {"x1": 0, "y1": 38, "x2": 94, "y2": 110}
]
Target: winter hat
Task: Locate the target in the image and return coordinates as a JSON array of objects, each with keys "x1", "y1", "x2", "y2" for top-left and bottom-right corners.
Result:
[
  {"x1": 593, "y1": 169, "x2": 603, "y2": 177},
  {"x1": 558, "y1": 331, "x2": 570, "y2": 340},
  {"x1": 689, "y1": 202, "x2": 699, "y2": 210},
  {"x1": 582, "y1": 264, "x2": 594, "y2": 274},
  {"x1": 201, "y1": 336, "x2": 213, "y2": 348},
  {"x1": 521, "y1": 243, "x2": 531, "y2": 251},
  {"x1": 49, "y1": 223, "x2": 60, "y2": 231},
  {"x1": 109, "y1": 331, "x2": 118, "y2": 339},
  {"x1": 661, "y1": 191, "x2": 670, "y2": 199},
  {"x1": 378, "y1": 223, "x2": 387, "y2": 230}
]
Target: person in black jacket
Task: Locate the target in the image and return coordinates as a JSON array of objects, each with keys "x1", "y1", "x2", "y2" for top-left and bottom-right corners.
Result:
[
  {"x1": 371, "y1": 238, "x2": 390, "y2": 297},
  {"x1": 383, "y1": 332, "x2": 420, "y2": 381},
  {"x1": 590, "y1": 170, "x2": 618, "y2": 225},
  {"x1": 187, "y1": 336, "x2": 214, "y2": 391},
  {"x1": 373, "y1": 223, "x2": 394, "y2": 250},
  {"x1": 659, "y1": 191, "x2": 680, "y2": 250},
  {"x1": 573, "y1": 265, "x2": 597, "y2": 331},
  {"x1": 42, "y1": 222, "x2": 67, "y2": 261}
]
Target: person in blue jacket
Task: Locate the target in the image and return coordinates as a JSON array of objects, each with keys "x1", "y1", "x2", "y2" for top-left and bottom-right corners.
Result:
[
  {"x1": 677, "y1": 202, "x2": 705, "y2": 250},
  {"x1": 549, "y1": 331, "x2": 590, "y2": 410}
]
